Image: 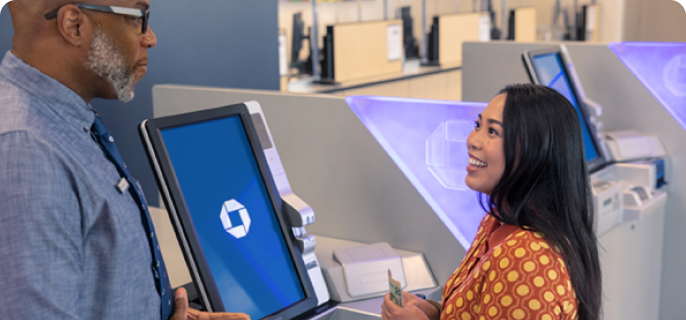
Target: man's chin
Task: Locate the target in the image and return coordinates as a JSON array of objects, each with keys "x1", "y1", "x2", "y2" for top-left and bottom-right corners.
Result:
[
  {"x1": 119, "y1": 93, "x2": 135, "y2": 103},
  {"x1": 117, "y1": 75, "x2": 139, "y2": 102},
  {"x1": 116, "y1": 85, "x2": 136, "y2": 103}
]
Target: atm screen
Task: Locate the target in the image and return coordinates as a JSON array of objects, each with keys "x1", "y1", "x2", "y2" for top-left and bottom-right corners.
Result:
[
  {"x1": 531, "y1": 52, "x2": 600, "y2": 162},
  {"x1": 139, "y1": 103, "x2": 317, "y2": 319},
  {"x1": 523, "y1": 46, "x2": 607, "y2": 172},
  {"x1": 160, "y1": 115, "x2": 306, "y2": 319}
]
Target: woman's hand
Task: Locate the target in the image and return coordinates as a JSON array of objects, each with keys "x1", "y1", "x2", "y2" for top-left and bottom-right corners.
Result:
[
  {"x1": 402, "y1": 292, "x2": 440, "y2": 320},
  {"x1": 381, "y1": 292, "x2": 432, "y2": 320}
]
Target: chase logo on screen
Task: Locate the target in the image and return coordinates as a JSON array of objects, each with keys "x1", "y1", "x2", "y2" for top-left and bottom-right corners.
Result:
[{"x1": 219, "y1": 199, "x2": 251, "y2": 239}]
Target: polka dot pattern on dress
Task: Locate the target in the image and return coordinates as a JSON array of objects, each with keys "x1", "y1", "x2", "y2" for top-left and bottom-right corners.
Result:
[{"x1": 441, "y1": 214, "x2": 578, "y2": 320}]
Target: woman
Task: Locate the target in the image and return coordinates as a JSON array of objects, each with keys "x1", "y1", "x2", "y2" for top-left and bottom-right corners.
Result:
[{"x1": 381, "y1": 84, "x2": 601, "y2": 320}]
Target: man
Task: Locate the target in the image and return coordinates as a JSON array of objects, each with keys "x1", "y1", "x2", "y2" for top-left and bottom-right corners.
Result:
[{"x1": 0, "y1": 1, "x2": 249, "y2": 319}]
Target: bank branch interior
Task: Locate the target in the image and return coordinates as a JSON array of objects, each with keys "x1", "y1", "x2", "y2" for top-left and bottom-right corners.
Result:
[{"x1": 1, "y1": 0, "x2": 684, "y2": 319}]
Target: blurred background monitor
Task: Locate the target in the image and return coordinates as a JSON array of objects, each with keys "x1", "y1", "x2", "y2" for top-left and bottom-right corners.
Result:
[
  {"x1": 425, "y1": 16, "x2": 439, "y2": 65},
  {"x1": 400, "y1": 6, "x2": 419, "y2": 60},
  {"x1": 481, "y1": 0, "x2": 501, "y2": 40},
  {"x1": 506, "y1": 9, "x2": 515, "y2": 40},
  {"x1": 290, "y1": 12, "x2": 312, "y2": 75}
]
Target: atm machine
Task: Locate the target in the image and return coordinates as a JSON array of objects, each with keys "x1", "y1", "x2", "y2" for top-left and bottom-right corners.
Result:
[{"x1": 521, "y1": 44, "x2": 668, "y2": 236}]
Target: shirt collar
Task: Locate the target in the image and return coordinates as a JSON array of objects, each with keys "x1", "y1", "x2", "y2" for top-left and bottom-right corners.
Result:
[
  {"x1": 0, "y1": 51, "x2": 95, "y2": 130},
  {"x1": 477, "y1": 210, "x2": 521, "y2": 258},
  {"x1": 488, "y1": 218, "x2": 520, "y2": 247}
]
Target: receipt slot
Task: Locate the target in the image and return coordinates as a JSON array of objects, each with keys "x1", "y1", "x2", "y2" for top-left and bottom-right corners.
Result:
[{"x1": 315, "y1": 237, "x2": 437, "y2": 303}]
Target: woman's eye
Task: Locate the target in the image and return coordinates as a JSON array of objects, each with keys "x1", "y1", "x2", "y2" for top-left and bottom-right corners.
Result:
[
  {"x1": 489, "y1": 128, "x2": 498, "y2": 135},
  {"x1": 474, "y1": 121, "x2": 480, "y2": 128}
]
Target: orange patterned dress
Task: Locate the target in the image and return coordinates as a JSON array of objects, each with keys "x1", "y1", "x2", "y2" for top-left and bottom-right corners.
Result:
[{"x1": 440, "y1": 213, "x2": 578, "y2": 320}]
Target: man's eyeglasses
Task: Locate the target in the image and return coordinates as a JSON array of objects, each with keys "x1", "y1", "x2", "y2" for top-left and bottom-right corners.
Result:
[{"x1": 45, "y1": 4, "x2": 150, "y2": 34}]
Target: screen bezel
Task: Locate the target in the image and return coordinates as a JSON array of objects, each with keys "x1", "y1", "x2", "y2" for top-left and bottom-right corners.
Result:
[
  {"x1": 522, "y1": 46, "x2": 608, "y2": 173},
  {"x1": 139, "y1": 103, "x2": 318, "y2": 319}
]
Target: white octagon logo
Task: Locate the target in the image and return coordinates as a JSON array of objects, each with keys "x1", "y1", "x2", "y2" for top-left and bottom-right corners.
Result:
[{"x1": 219, "y1": 200, "x2": 251, "y2": 239}]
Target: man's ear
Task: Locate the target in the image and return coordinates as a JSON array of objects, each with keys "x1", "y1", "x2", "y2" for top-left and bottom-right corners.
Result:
[{"x1": 56, "y1": 5, "x2": 90, "y2": 47}]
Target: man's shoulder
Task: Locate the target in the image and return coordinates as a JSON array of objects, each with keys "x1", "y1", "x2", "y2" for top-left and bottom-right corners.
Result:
[{"x1": 0, "y1": 80, "x2": 46, "y2": 136}]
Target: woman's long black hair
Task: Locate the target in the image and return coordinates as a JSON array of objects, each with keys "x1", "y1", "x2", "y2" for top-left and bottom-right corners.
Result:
[{"x1": 482, "y1": 84, "x2": 601, "y2": 320}]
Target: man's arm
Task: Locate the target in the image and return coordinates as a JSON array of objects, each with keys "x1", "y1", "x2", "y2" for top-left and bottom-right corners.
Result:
[{"x1": 0, "y1": 131, "x2": 83, "y2": 319}]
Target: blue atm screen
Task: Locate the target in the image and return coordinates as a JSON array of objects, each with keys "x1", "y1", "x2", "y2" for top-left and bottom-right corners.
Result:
[
  {"x1": 532, "y1": 53, "x2": 600, "y2": 162},
  {"x1": 160, "y1": 116, "x2": 305, "y2": 319}
]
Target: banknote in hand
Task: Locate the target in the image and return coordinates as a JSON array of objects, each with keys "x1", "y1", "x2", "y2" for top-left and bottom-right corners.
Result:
[{"x1": 388, "y1": 269, "x2": 403, "y2": 307}]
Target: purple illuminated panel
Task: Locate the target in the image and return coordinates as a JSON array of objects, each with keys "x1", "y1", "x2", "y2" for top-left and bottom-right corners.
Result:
[
  {"x1": 346, "y1": 96, "x2": 487, "y2": 249},
  {"x1": 609, "y1": 42, "x2": 686, "y2": 129}
]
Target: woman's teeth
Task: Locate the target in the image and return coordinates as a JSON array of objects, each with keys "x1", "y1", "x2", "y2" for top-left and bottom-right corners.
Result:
[{"x1": 469, "y1": 157, "x2": 487, "y2": 167}]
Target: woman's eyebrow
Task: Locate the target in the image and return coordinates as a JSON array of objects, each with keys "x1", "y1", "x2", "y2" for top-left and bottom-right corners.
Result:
[
  {"x1": 487, "y1": 119, "x2": 503, "y2": 127},
  {"x1": 478, "y1": 114, "x2": 502, "y2": 127}
]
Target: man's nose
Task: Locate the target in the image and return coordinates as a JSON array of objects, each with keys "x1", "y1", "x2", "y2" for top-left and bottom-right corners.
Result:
[{"x1": 142, "y1": 26, "x2": 157, "y2": 48}]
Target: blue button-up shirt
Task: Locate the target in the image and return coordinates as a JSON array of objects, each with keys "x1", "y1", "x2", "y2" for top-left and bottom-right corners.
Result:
[{"x1": 0, "y1": 51, "x2": 160, "y2": 319}]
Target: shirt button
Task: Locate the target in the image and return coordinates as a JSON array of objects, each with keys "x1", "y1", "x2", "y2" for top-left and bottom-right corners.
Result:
[
  {"x1": 109, "y1": 136, "x2": 114, "y2": 142},
  {"x1": 156, "y1": 261, "x2": 160, "y2": 267},
  {"x1": 162, "y1": 289, "x2": 165, "y2": 295},
  {"x1": 150, "y1": 232, "x2": 154, "y2": 238},
  {"x1": 169, "y1": 300, "x2": 172, "y2": 306}
]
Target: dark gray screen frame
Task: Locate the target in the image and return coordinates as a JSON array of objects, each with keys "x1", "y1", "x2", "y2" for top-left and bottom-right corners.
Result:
[{"x1": 139, "y1": 103, "x2": 317, "y2": 318}]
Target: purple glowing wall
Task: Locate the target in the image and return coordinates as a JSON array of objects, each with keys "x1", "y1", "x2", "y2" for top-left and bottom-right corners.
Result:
[
  {"x1": 609, "y1": 42, "x2": 686, "y2": 130},
  {"x1": 346, "y1": 95, "x2": 487, "y2": 249}
]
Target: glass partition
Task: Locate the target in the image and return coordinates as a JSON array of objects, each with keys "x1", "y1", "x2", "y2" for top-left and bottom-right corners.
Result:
[
  {"x1": 347, "y1": 95, "x2": 487, "y2": 249},
  {"x1": 610, "y1": 42, "x2": 686, "y2": 130}
]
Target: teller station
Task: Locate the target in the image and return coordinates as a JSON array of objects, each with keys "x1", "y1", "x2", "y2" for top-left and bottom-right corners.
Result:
[{"x1": 145, "y1": 41, "x2": 677, "y2": 320}]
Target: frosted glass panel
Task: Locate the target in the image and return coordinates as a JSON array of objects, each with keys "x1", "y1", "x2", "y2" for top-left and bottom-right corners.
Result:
[{"x1": 346, "y1": 95, "x2": 487, "y2": 249}]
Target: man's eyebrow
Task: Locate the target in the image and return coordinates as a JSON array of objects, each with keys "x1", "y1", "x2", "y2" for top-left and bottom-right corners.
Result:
[{"x1": 134, "y1": 2, "x2": 150, "y2": 10}]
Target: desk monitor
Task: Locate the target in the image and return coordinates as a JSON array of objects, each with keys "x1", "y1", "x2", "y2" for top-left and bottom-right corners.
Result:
[
  {"x1": 400, "y1": 6, "x2": 418, "y2": 59},
  {"x1": 506, "y1": 9, "x2": 515, "y2": 40},
  {"x1": 139, "y1": 103, "x2": 317, "y2": 319},
  {"x1": 290, "y1": 12, "x2": 311, "y2": 75},
  {"x1": 425, "y1": 16, "x2": 439, "y2": 64},
  {"x1": 522, "y1": 45, "x2": 608, "y2": 172}
]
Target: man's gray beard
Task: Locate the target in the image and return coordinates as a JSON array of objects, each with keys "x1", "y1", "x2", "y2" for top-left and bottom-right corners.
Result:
[{"x1": 85, "y1": 28, "x2": 136, "y2": 103}]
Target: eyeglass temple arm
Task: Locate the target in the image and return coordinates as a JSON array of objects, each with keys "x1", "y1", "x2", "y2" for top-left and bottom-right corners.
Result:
[{"x1": 44, "y1": 9, "x2": 59, "y2": 20}]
